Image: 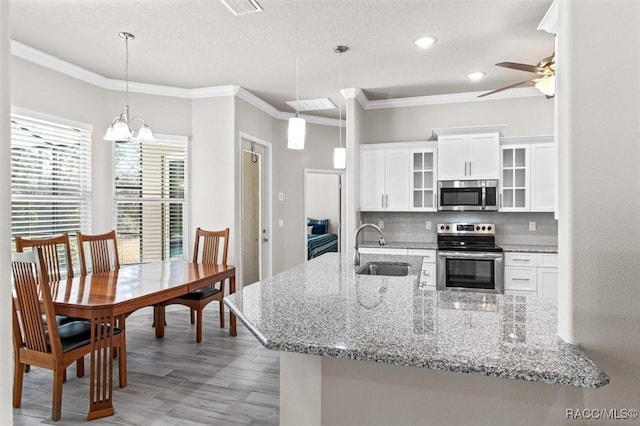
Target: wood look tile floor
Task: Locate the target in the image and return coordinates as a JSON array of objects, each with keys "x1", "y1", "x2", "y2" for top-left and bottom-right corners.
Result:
[{"x1": 12, "y1": 307, "x2": 280, "y2": 425}]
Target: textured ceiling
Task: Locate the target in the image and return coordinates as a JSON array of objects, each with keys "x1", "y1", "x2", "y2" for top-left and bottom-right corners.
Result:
[{"x1": 9, "y1": 0, "x2": 555, "y2": 118}]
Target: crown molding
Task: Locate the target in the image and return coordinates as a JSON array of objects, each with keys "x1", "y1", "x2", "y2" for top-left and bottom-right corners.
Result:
[
  {"x1": 359, "y1": 87, "x2": 542, "y2": 110},
  {"x1": 11, "y1": 39, "x2": 544, "y2": 127},
  {"x1": 500, "y1": 135, "x2": 554, "y2": 145},
  {"x1": 432, "y1": 124, "x2": 507, "y2": 138},
  {"x1": 538, "y1": 0, "x2": 558, "y2": 34}
]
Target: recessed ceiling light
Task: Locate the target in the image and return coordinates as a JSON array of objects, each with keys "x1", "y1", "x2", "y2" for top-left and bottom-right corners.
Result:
[
  {"x1": 414, "y1": 36, "x2": 437, "y2": 49},
  {"x1": 467, "y1": 72, "x2": 486, "y2": 81}
]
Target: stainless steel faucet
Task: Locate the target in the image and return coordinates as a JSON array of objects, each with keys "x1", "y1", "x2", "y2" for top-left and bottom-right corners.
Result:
[{"x1": 353, "y1": 223, "x2": 386, "y2": 266}]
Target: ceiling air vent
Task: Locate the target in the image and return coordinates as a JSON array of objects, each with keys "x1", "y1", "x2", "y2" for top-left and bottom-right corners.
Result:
[
  {"x1": 286, "y1": 98, "x2": 337, "y2": 112},
  {"x1": 220, "y1": 0, "x2": 263, "y2": 16}
]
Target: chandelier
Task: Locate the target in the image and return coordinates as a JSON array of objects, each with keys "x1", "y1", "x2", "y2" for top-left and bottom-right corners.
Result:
[{"x1": 103, "y1": 32, "x2": 154, "y2": 142}]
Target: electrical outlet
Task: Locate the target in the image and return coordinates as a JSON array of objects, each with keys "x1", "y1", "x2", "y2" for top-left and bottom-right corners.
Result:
[
  {"x1": 529, "y1": 221, "x2": 536, "y2": 231},
  {"x1": 378, "y1": 220, "x2": 384, "y2": 229},
  {"x1": 425, "y1": 221, "x2": 432, "y2": 230},
  {"x1": 278, "y1": 192, "x2": 284, "y2": 201},
  {"x1": 278, "y1": 219, "x2": 284, "y2": 227}
]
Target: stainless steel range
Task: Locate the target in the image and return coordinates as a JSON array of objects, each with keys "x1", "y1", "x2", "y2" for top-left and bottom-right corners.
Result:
[{"x1": 437, "y1": 223, "x2": 504, "y2": 294}]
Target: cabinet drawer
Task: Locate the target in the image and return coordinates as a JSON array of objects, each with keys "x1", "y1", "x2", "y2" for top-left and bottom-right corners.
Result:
[
  {"x1": 408, "y1": 249, "x2": 436, "y2": 262},
  {"x1": 359, "y1": 247, "x2": 408, "y2": 255},
  {"x1": 419, "y1": 262, "x2": 436, "y2": 287},
  {"x1": 505, "y1": 290, "x2": 535, "y2": 297},
  {"x1": 505, "y1": 252, "x2": 538, "y2": 267},
  {"x1": 537, "y1": 253, "x2": 558, "y2": 268},
  {"x1": 504, "y1": 267, "x2": 537, "y2": 291}
]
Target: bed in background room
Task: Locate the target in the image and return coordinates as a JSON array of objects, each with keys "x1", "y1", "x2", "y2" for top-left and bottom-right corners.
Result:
[{"x1": 307, "y1": 218, "x2": 338, "y2": 260}]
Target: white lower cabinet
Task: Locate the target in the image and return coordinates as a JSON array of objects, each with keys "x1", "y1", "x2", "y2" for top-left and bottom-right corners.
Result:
[
  {"x1": 537, "y1": 267, "x2": 558, "y2": 307},
  {"x1": 415, "y1": 249, "x2": 437, "y2": 288},
  {"x1": 504, "y1": 252, "x2": 558, "y2": 305},
  {"x1": 504, "y1": 267, "x2": 537, "y2": 292}
]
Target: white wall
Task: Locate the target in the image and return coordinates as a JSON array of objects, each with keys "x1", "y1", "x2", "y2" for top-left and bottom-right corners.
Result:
[
  {"x1": 306, "y1": 173, "x2": 340, "y2": 235},
  {"x1": 1, "y1": 0, "x2": 12, "y2": 422},
  {"x1": 361, "y1": 95, "x2": 554, "y2": 143},
  {"x1": 345, "y1": 94, "x2": 364, "y2": 260},
  {"x1": 557, "y1": 0, "x2": 640, "y2": 413},
  {"x1": 272, "y1": 119, "x2": 341, "y2": 273},
  {"x1": 189, "y1": 96, "x2": 235, "y2": 263}
]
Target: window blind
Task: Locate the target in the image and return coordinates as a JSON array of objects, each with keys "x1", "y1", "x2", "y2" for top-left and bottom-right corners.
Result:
[
  {"x1": 10, "y1": 113, "x2": 92, "y2": 254},
  {"x1": 113, "y1": 139, "x2": 188, "y2": 263}
]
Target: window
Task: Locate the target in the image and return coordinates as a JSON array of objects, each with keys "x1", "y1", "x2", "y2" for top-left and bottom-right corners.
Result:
[
  {"x1": 10, "y1": 111, "x2": 92, "y2": 260},
  {"x1": 113, "y1": 137, "x2": 188, "y2": 264}
]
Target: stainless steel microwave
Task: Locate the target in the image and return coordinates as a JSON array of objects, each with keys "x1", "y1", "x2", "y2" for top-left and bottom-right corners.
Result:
[{"x1": 438, "y1": 180, "x2": 498, "y2": 211}]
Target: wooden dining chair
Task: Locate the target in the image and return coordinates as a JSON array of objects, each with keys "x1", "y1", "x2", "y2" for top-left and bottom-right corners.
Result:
[
  {"x1": 76, "y1": 230, "x2": 120, "y2": 276},
  {"x1": 156, "y1": 227, "x2": 230, "y2": 343},
  {"x1": 15, "y1": 233, "x2": 85, "y2": 375},
  {"x1": 11, "y1": 249, "x2": 127, "y2": 421}
]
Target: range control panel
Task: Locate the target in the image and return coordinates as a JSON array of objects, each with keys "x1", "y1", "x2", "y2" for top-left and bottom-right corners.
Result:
[{"x1": 437, "y1": 223, "x2": 496, "y2": 235}]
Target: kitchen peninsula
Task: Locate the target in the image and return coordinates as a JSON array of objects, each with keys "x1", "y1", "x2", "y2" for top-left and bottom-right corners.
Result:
[{"x1": 224, "y1": 253, "x2": 608, "y2": 425}]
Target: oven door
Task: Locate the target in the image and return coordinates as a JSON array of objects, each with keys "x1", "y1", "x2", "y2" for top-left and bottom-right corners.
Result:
[
  {"x1": 437, "y1": 251, "x2": 504, "y2": 294},
  {"x1": 438, "y1": 181, "x2": 484, "y2": 211}
]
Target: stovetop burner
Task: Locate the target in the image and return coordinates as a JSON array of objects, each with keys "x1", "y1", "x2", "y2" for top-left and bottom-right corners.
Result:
[{"x1": 437, "y1": 223, "x2": 503, "y2": 253}]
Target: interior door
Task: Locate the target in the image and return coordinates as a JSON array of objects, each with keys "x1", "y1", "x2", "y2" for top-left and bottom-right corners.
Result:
[{"x1": 241, "y1": 139, "x2": 270, "y2": 285}]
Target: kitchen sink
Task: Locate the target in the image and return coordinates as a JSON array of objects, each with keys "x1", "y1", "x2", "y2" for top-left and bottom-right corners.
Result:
[{"x1": 356, "y1": 262, "x2": 410, "y2": 277}]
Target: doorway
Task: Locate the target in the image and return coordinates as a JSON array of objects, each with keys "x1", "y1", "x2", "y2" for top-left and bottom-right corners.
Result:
[
  {"x1": 241, "y1": 136, "x2": 271, "y2": 285},
  {"x1": 304, "y1": 169, "x2": 345, "y2": 260}
]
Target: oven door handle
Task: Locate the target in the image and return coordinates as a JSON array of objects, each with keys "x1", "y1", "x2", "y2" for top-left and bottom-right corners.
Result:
[{"x1": 437, "y1": 251, "x2": 503, "y2": 259}]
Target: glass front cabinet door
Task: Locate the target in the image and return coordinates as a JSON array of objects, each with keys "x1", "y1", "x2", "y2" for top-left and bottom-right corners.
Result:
[
  {"x1": 410, "y1": 146, "x2": 437, "y2": 211},
  {"x1": 500, "y1": 145, "x2": 530, "y2": 211}
]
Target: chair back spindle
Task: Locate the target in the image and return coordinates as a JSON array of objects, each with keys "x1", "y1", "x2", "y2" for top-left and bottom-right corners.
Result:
[
  {"x1": 77, "y1": 230, "x2": 120, "y2": 276},
  {"x1": 12, "y1": 250, "x2": 61, "y2": 356},
  {"x1": 15, "y1": 234, "x2": 74, "y2": 281},
  {"x1": 193, "y1": 228, "x2": 229, "y2": 265}
]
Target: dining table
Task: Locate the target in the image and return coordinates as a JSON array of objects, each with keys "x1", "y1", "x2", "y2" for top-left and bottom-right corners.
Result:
[{"x1": 49, "y1": 260, "x2": 236, "y2": 420}]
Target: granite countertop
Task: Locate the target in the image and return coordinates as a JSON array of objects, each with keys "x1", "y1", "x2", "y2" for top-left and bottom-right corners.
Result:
[
  {"x1": 361, "y1": 241, "x2": 558, "y2": 253},
  {"x1": 224, "y1": 253, "x2": 607, "y2": 389},
  {"x1": 500, "y1": 244, "x2": 558, "y2": 253}
]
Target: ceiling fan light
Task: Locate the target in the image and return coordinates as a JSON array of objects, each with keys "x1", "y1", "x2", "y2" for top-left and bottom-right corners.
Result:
[
  {"x1": 535, "y1": 75, "x2": 555, "y2": 96},
  {"x1": 333, "y1": 147, "x2": 346, "y2": 169},
  {"x1": 287, "y1": 117, "x2": 306, "y2": 150}
]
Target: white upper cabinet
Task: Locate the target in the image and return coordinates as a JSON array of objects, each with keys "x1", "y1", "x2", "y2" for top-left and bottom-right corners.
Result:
[
  {"x1": 499, "y1": 136, "x2": 555, "y2": 213},
  {"x1": 410, "y1": 144, "x2": 437, "y2": 211},
  {"x1": 434, "y1": 126, "x2": 503, "y2": 181},
  {"x1": 360, "y1": 149, "x2": 386, "y2": 211},
  {"x1": 530, "y1": 143, "x2": 556, "y2": 212},
  {"x1": 360, "y1": 145, "x2": 410, "y2": 211},
  {"x1": 436, "y1": 136, "x2": 467, "y2": 180},
  {"x1": 500, "y1": 145, "x2": 530, "y2": 211},
  {"x1": 467, "y1": 134, "x2": 500, "y2": 179}
]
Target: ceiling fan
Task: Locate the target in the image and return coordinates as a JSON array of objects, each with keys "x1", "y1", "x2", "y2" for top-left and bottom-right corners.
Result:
[{"x1": 479, "y1": 54, "x2": 555, "y2": 98}]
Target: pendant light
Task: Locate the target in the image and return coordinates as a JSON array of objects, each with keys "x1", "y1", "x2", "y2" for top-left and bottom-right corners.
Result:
[
  {"x1": 104, "y1": 32, "x2": 154, "y2": 142},
  {"x1": 287, "y1": 1, "x2": 305, "y2": 149},
  {"x1": 333, "y1": 45, "x2": 348, "y2": 169}
]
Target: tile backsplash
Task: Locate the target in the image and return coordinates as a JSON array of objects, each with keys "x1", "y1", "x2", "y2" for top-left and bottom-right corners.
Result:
[{"x1": 360, "y1": 211, "x2": 558, "y2": 246}]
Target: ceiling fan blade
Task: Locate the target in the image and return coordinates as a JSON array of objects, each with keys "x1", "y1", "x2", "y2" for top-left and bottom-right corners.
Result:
[
  {"x1": 478, "y1": 79, "x2": 536, "y2": 98},
  {"x1": 496, "y1": 62, "x2": 547, "y2": 75}
]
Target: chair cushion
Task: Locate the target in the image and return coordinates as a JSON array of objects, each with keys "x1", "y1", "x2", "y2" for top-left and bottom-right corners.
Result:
[
  {"x1": 42, "y1": 314, "x2": 84, "y2": 326},
  {"x1": 177, "y1": 286, "x2": 221, "y2": 300},
  {"x1": 55, "y1": 321, "x2": 122, "y2": 353}
]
